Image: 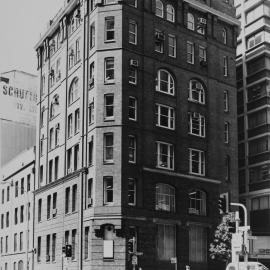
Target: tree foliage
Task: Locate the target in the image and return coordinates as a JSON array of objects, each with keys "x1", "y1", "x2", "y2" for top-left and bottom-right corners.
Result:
[{"x1": 209, "y1": 215, "x2": 232, "y2": 263}]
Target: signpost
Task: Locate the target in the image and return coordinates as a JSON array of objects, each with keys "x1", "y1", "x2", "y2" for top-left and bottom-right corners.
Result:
[{"x1": 170, "y1": 257, "x2": 177, "y2": 270}]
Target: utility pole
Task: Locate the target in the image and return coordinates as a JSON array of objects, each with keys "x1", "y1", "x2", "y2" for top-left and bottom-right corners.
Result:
[{"x1": 230, "y1": 203, "x2": 249, "y2": 262}]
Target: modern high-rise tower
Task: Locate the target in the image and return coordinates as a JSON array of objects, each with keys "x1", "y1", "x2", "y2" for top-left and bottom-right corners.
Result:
[
  {"x1": 34, "y1": 1, "x2": 238, "y2": 270},
  {"x1": 236, "y1": 0, "x2": 270, "y2": 266}
]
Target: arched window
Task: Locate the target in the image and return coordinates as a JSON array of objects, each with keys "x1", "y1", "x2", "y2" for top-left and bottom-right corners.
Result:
[
  {"x1": 18, "y1": 260, "x2": 23, "y2": 270},
  {"x1": 187, "y1": 13, "x2": 195, "y2": 30},
  {"x1": 222, "y1": 28, "x2": 227, "y2": 45},
  {"x1": 166, "y1": 5, "x2": 175, "y2": 22},
  {"x1": 188, "y1": 190, "x2": 206, "y2": 215},
  {"x1": 155, "y1": 183, "x2": 175, "y2": 212},
  {"x1": 155, "y1": 0, "x2": 164, "y2": 18},
  {"x1": 69, "y1": 77, "x2": 79, "y2": 105},
  {"x1": 189, "y1": 79, "x2": 205, "y2": 104},
  {"x1": 156, "y1": 69, "x2": 175, "y2": 95}
]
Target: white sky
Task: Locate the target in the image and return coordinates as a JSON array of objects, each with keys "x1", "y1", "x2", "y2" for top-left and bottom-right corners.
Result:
[{"x1": 0, "y1": 0, "x2": 64, "y2": 75}]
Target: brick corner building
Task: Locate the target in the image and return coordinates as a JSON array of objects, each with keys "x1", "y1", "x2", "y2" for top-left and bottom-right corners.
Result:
[{"x1": 34, "y1": 0, "x2": 238, "y2": 270}]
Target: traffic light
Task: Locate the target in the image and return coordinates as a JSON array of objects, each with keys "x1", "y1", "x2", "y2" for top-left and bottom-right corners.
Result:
[
  {"x1": 218, "y1": 193, "x2": 230, "y2": 215},
  {"x1": 65, "y1": 244, "x2": 72, "y2": 257},
  {"x1": 228, "y1": 221, "x2": 236, "y2": 233},
  {"x1": 127, "y1": 238, "x2": 135, "y2": 254},
  {"x1": 218, "y1": 196, "x2": 227, "y2": 214}
]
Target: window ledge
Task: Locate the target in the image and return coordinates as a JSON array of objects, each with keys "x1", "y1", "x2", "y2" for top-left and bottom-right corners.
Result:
[
  {"x1": 104, "y1": 40, "x2": 116, "y2": 43},
  {"x1": 104, "y1": 161, "x2": 114, "y2": 165},
  {"x1": 104, "y1": 81, "x2": 115, "y2": 85}
]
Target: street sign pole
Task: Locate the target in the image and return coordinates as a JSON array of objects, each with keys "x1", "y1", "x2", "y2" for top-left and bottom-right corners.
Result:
[{"x1": 231, "y1": 202, "x2": 249, "y2": 262}]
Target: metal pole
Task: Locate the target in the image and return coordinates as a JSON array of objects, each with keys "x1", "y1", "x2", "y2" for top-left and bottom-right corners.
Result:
[{"x1": 231, "y1": 203, "x2": 248, "y2": 262}]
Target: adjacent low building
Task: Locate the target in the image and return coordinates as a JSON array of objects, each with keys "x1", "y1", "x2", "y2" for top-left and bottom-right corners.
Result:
[{"x1": 0, "y1": 147, "x2": 35, "y2": 270}]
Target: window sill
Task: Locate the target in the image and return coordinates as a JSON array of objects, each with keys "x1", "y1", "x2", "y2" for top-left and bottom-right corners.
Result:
[
  {"x1": 188, "y1": 133, "x2": 205, "y2": 138},
  {"x1": 103, "y1": 258, "x2": 114, "y2": 262},
  {"x1": 156, "y1": 124, "x2": 175, "y2": 131},
  {"x1": 156, "y1": 166, "x2": 174, "y2": 171},
  {"x1": 104, "y1": 40, "x2": 116, "y2": 43},
  {"x1": 104, "y1": 202, "x2": 114, "y2": 206},
  {"x1": 104, "y1": 117, "x2": 115, "y2": 122},
  {"x1": 104, "y1": 161, "x2": 114, "y2": 165},
  {"x1": 128, "y1": 161, "x2": 136, "y2": 165},
  {"x1": 104, "y1": 81, "x2": 115, "y2": 85},
  {"x1": 155, "y1": 89, "x2": 175, "y2": 96},
  {"x1": 128, "y1": 81, "x2": 137, "y2": 86},
  {"x1": 189, "y1": 172, "x2": 205, "y2": 177}
]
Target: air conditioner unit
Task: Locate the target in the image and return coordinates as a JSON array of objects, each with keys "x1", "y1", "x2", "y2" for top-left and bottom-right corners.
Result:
[
  {"x1": 129, "y1": 59, "x2": 139, "y2": 67},
  {"x1": 198, "y1": 18, "x2": 207, "y2": 24},
  {"x1": 52, "y1": 208, "x2": 57, "y2": 216},
  {"x1": 89, "y1": 77, "x2": 94, "y2": 87},
  {"x1": 155, "y1": 32, "x2": 165, "y2": 41},
  {"x1": 87, "y1": 197, "x2": 93, "y2": 206}
]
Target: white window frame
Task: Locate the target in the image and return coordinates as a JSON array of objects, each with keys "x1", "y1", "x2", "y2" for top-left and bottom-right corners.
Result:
[
  {"x1": 155, "y1": 0, "x2": 164, "y2": 18},
  {"x1": 187, "y1": 13, "x2": 195, "y2": 30},
  {"x1": 129, "y1": 0, "x2": 137, "y2": 7},
  {"x1": 223, "y1": 56, "x2": 228, "y2": 77},
  {"x1": 128, "y1": 96, "x2": 137, "y2": 121},
  {"x1": 189, "y1": 80, "x2": 205, "y2": 104},
  {"x1": 74, "y1": 108, "x2": 80, "y2": 134},
  {"x1": 188, "y1": 190, "x2": 206, "y2": 216},
  {"x1": 188, "y1": 112, "x2": 205, "y2": 137},
  {"x1": 68, "y1": 114, "x2": 73, "y2": 138},
  {"x1": 189, "y1": 148, "x2": 205, "y2": 176},
  {"x1": 128, "y1": 66, "x2": 137, "y2": 85},
  {"x1": 155, "y1": 184, "x2": 175, "y2": 212},
  {"x1": 104, "y1": 57, "x2": 115, "y2": 83},
  {"x1": 187, "y1": 41, "x2": 194, "y2": 64},
  {"x1": 105, "y1": 17, "x2": 115, "y2": 42},
  {"x1": 128, "y1": 135, "x2": 136, "y2": 164},
  {"x1": 155, "y1": 30, "x2": 164, "y2": 53},
  {"x1": 199, "y1": 46, "x2": 206, "y2": 62},
  {"x1": 222, "y1": 28, "x2": 227, "y2": 45},
  {"x1": 103, "y1": 177, "x2": 113, "y2": 204},
  {"x1": 156, "y1": 69, "x2": 175, "y2": 95},
  {"x1": 156, "y1": 104, "x2": 175, "y2": 130},
  {"x1": 104, "y1": 94, "x2": 114, "y2": 120},
  {"x1": 224, "y1": 90, "x2": 229, "y2": 112},
  {"x1": 128, "y1": 178, "x2": 136, "y2": 206},
  {"x1": 166, "y1": 4, "x2": 175, "y2": 22},
  {"x1": 129, "y1": 20, "x2": 137, "y2": 45},
  {"x1": 104, "y1": 133, "x2": 114, "y2": 163},
  {"x1": 224, "y1": 122, "x2": 229, "y2": 143},
  {"x1": 168, "y1": 34, "x2": 176, "y2": 58},
  {"x1": 156, "y1": 141, "x2": 174, "y2": 170}
]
